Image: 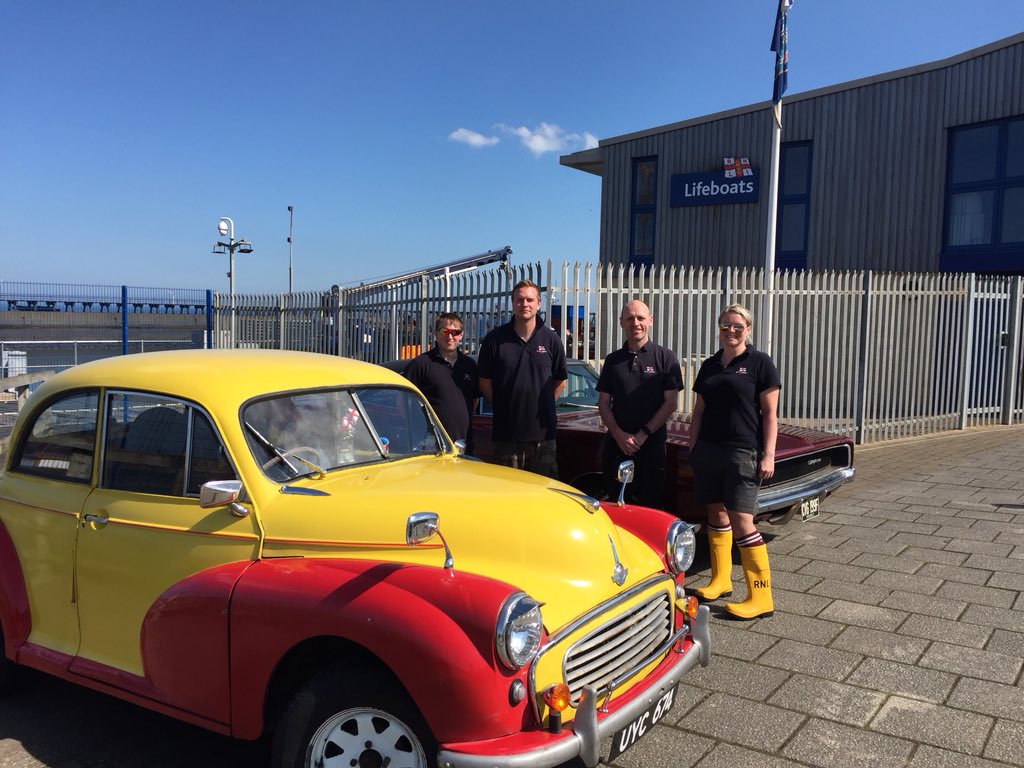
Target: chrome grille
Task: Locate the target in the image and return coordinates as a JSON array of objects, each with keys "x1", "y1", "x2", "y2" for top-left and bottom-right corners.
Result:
[{"x1": 563, "y1": 591, "x2": 673, "y2": 704}]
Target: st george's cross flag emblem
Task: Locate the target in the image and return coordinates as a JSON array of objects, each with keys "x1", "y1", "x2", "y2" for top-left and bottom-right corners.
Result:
[{"x1": 723, "y1": 157, "x2": 753, "y2": 178}]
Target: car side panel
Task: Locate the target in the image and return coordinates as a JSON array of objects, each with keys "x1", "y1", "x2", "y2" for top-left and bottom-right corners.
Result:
[
  {"x1": 0, "y1": 518, "x2": 31, "y2": 655},
  {"x1": 228, "y1": 558, "x2": 530, "y2": 742}
]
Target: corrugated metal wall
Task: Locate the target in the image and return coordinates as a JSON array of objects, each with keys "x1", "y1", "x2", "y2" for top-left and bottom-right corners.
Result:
[{"x1": 597, "y1": 34, "x2": 1024, "y2": 273}]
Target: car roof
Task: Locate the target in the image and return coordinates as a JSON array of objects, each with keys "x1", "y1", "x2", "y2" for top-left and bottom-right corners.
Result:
[{"x1": 32, "y1": 350, "x2": 409, "y2": 404}]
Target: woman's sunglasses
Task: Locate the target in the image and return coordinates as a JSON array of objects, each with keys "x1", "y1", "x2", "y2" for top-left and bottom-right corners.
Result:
[{"x1": 718, "y1": 323, "x2": 747, "y2": 332}]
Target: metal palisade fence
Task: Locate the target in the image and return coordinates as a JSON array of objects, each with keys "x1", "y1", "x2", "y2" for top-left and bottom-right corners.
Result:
[{"x1": 2, "y1": 267, "x2": 1021, "y2": 446}]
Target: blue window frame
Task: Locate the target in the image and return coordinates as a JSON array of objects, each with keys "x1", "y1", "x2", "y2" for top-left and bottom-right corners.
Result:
[
  {"x1": 941, "y1": 116, "x2": 1024, "y2": 273},
  {"x1": 775, "y1": 141, "x2": 812, "y2": 270},
  {"x1": 629, "y1": 157, "x2": 657, "y2": 269}
]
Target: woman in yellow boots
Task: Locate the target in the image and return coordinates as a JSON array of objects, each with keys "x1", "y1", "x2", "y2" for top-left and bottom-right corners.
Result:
[{"x1": 688, "y1": 304, "x2": 780, "y2": 620}]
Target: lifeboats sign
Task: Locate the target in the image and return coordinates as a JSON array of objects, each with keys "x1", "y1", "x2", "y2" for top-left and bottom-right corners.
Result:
[{"x1": 670, "y1": 166, "x2": 760, "y2": 207}]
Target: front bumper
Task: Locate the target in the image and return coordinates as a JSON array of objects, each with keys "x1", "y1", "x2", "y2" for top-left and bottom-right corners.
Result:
[
  {"x1": 756, "y1": 466, "x2": 856, "y2": 516},
  {"x1": 436, "y1": 604, "x2": 711, "y2": 768}
]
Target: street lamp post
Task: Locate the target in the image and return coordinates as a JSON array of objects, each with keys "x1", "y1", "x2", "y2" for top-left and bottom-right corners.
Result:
[
  {"x1": 287, "y1": 205, "x2": 294, "y2": 293},
  {"x1": 212, "y1": 217, "x2": 253, "y2": 348}
]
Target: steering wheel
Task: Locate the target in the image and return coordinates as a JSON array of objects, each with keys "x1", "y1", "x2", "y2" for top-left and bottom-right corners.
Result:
[{"x1": 288, "y1": 446, "x2": 330, "y2": 469}]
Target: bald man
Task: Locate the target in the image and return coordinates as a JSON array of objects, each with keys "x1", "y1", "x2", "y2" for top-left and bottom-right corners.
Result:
[{"x1": 596, "y1": 299, "x2": 683, "y2": 508}]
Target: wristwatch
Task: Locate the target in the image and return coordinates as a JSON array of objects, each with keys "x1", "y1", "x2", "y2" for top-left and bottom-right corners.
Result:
[{"x1": 641, "y1": 424, "x2": 653, "y2": 436}]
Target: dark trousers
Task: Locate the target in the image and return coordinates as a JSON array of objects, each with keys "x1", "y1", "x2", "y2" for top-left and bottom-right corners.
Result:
[{"x1": 602, "y1": 435, "x2": 667, "y2": 510}]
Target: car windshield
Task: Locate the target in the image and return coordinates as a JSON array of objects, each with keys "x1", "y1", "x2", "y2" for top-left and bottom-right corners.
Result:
[
  {"x1": 242, "y1": 386, "x2": 445, "y2": 482},
  {"x1": 556, "y1": 361, "x2": 600, "y2": 409}
]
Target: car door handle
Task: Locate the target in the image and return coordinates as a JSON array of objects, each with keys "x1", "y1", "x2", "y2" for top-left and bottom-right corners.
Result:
[{"x1": 83, "y1": 513, "x2": 109, "y2": 525}]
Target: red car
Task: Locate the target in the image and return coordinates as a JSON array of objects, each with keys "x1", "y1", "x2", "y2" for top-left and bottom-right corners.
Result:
[{"x1": 392, "y1": 358, "x2": 855, "y2": 524}]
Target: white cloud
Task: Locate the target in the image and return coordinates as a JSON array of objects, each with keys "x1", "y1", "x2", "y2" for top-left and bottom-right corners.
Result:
[
  {"x1": 495, "y1": 122, "x2": 598, "y2": 157},
  {"x1": 448, "y1": 128, "x2": 499, "y2": 148}
]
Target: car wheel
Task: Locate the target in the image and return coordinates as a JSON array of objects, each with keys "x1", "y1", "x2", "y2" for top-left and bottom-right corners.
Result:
[{"x1": 271, "y1": 666, "x2": 434, "y2": 768}]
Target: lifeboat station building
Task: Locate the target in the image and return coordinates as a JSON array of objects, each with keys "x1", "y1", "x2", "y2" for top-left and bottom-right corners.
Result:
[{"x1": 560, "y1": 33, "x2": 1024, "y2": 275}]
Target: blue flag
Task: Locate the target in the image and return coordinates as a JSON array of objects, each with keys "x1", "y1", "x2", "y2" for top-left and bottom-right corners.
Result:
[{"x1": 771, "y1": 0, "x2": 793, "y2": 104}]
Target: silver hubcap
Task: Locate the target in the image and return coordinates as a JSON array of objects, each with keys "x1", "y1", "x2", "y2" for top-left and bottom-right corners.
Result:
[{"x1": 307, "y1": 707, "x2": 426, "y2": 768}]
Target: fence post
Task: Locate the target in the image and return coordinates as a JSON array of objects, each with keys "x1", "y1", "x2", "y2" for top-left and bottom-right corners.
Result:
[
  {"x1": 1001, "y1": 275, "x2": 1022, "y2": 425},
  {"x1": 205, "y1": 290, "x2": 214, "y2": 348},
  {"x1": 330, "y1": 286, "x2": 342, "y2": 356},
  {"x1": 121, "y1": 285, "x2": 129, "y2": 355},
  {"x1": 957, "y1": 273, "x2": 977, "y2": 430},
  {"x1": 853, "y1": 271, "x2": 872, "y2": 444}
]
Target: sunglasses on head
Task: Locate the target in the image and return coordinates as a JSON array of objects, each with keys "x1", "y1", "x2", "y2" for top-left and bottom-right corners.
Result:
[
  {"x1": 719, "y1": 323, "x2": 746, "y2": 332},
  {"x1": 438, "y1": 328, "x2": 464, "y2": 337}
]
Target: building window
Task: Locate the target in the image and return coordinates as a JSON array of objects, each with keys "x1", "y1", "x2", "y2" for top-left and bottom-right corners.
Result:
[
  {"x1": 775, "y1": 141, "x2": 812, "y2": 270},
  {"x1": 630, "y1": 157, "x2": 657, "y2": 268},
  {"x1": 942, "y1": 116, "x2": 1024, "y2": 272}
]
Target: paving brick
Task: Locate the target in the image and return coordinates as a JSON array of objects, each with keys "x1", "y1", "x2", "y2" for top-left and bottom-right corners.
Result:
[
  {"x1": 863, "y1": 569, "x2": 944, "y2": 595},
  {"x1": 788, "y1": 544, "x2": 861, "y2": 563},
  {"x1": 860, "y1": 505, "x2": 921, "y2": 523},
  {"x1": 919, "y1": 640, "x2": 1023, "y2": 684},
  {"x1": 936, "y1": 581, "x2": 1018, "y2": 609},
  {"x1": 879, "y1": 590, "x2": 966, "y2": 620},
  {"x1": 962, "y1": 604, "x2": 1024, "y2": 633},
  {"x1": 769, "y1": 553, "x2": 812, "y2": 571},
  {"x1": 948, "y1": 677, "x2": 1024, "y2": 722},
  {"x1": 830, "y1": 625, "x2": 928, "y2": 664},
  {"x1": 984, "y1": 628, "x2": 1024, "y2": 659},
  {"x1": 798, "y1": 559, "x2": 874, "y2": 584},
  {"x1": 834, "y1": 537, "x2": 910, "y2": 556},
  {"x1": 983, "y1": 719, "x2": 1024, "y2": 765},
  {"x1": 767, "y1": 674, "x2": 884, "y2": 727},
  {"x1": 907, "y1": 745, "x2": 1014, "y2": 768},
  {"x1": 831, "y1": 525, "x2": 901, "y2": 542},
  {"x1": 816, "y1": 599, "x2": 906, "y2": 631},
  {"x1": 881, "y1": 520, "x2": 943, "y2": 535},
  {"x1": 892, "y1": 531, "x2": 952, "y2": 551},
  {"x1": 987, "y1": 571, "x2": 1024, "y2": 591},
  {"x1": 915, "y1": 512, "x2": 976, "y2": 529},
  {"x1": 663, "y1": 683, "x2": 711, "y2": 725},
  {"x1": 764, "y1": 570, "x2": 822, "y2": 594},
  {"x1": 747, "y1": 612, "x2": 845, "y2": 647},
  {"x1": 757, "y1": 639, "x2": 863, "y2": 682},
  {"x1": 936, "y1": 525, "x2": 1002, "y2": 542},
  {"x1": 901, "y1": 546, "x2": 969, "y2": 566},
  {"x1": 870, "y1": 697, "x2": 992, "y2": 755},
  {"x1": 692, "y1": 744, "x2": 808, "y2": 768},
  {"x1": 918, "y1": 561, "x2": 991, "y2": 585},
  {"x1": 703, "y1": 622, "x2": 780, "y2": 662},
  {"x1": 897, "y1": 614, "x2": 992, "y2": 650},
  {"x1": 850, "y1": 552, "x2": 926, "y2": 574},
  {"x1": 679, "y1": 692, "x2": 805, "y2": 753},
  {"x1": 770, "y1": 588, "x2": 834, "y2": 617},
  {"x1": 964, "y1": 553, "x2": 1024, "y2": 574},
  {"x1": 687, "y1": 656, "x2": 790, "y2": 701},
  {"x1": 781, "y1": 717, "x2": 913, "y2": 767},
  {"x1": 807, "y1": 578, "x2": 892, "y2": 606},
  {"x1": 943, "y1": 538, "x2": 1016, "y2": 557},
  {"x1": 818, "y1": 513, "x2": 886, "y2": 529},
  {"x1": 846, "y1": 658, "x2": 957, "y2": 703}
]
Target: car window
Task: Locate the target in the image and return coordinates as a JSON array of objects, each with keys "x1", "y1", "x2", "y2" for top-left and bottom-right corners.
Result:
[
  {"x1": 103, "y1": 393, "x2": 236, "y2": 497},
  {"x1": 477, "y1": 361, "x2": 599, "y2": 416},
  {"x1": 242, "y1": 386, "x2": 443, "y2": 481},
  {"x1": 12, "y1": 390, "x2": 99, "y2": 483}
]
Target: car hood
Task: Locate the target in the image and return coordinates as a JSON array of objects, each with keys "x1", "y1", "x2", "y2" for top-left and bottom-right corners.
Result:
[
  {"x1": 256, "y1": 457, "x2": 666, "y2": 632},
  {"x1": 558, "y1": 410, "x2": 850, "y2": 459}
]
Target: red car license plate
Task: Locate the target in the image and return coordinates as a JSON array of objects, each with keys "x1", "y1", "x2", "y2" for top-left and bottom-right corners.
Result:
[{"x1": 607, "y1": 684, "x2": 677, "y2": 761}]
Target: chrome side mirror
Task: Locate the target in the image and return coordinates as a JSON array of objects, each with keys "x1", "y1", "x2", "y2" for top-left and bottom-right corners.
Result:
[
  {"x1": 616, "y1": 460, "x2": 635, "y2": 507},
  {"x1": 406, "y1": 511, "x2": 454, "y2": 570},
  {"x1": 199, "y1": 480, "x2": 249, "y2": 517}
]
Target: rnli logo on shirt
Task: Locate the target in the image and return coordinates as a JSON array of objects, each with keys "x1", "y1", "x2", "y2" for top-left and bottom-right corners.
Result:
[
  {"x1": 738, "y1": 367, "x2": 748, "y2": 374},
  {"x1": 536, "y1": 346, "x2": 547, "y2": 353},
  {"x1": 645, "y1": 365, "x2": 656, "y2": 373}
]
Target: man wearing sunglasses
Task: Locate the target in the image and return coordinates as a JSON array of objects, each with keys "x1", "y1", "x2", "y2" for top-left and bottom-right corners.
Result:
[{"x1": 404, "y1": 312, "x2": 480, "y2": 454}]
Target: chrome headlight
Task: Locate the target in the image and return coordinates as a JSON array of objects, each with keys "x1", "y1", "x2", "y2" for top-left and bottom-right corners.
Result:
[
  {"x1": 666, "y1": 520, "x2": 697, "y2": 574},
  {"x1": 495, "y1": 593, "x2": 543, "y2": 670}
]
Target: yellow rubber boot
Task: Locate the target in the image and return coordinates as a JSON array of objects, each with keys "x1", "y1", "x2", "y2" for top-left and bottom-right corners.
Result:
[
  {"x1": 693, "y1": 528, "x2": 733, "y2": 601},
  {"x1": 725, "y1": 544, "x2": 774, "y2": 620}
]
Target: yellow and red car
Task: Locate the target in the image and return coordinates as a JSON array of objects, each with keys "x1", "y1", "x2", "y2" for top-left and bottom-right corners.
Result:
[{"x1": 0, "y1": 349, "x2": 709, "y2": 768}]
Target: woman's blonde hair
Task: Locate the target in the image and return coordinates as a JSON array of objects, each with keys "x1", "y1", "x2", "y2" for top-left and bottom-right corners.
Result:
[{"x1": 719, "y1": 303, "x2": 753, "y2": 327}]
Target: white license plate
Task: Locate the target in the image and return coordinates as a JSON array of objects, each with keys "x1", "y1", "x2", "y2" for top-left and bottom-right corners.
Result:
[
  {"x1": 608, "y1": 685, "x2": 677, "y2": 761},
  {"x1": 800, "y1": 495, "x2": 823, "y2": 521}
]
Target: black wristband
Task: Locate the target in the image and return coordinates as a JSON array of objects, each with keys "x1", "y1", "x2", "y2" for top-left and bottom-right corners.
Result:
[{"x1": 641, "y1": 424, "x2": 653, "y2": 436}]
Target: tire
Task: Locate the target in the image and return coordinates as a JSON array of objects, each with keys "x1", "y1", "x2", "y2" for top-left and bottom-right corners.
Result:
[{"x1": 271, "y1": 666, "x2": 435, "y2": 768}]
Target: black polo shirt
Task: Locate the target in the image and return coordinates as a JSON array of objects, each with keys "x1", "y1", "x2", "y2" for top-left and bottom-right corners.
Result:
[
  {"x1": 404, "y1": 346, "x2": 479, "y2": 451},
  {"x1": 692, "y1": 347, "x2": 781, "y2": 450},
  {"x1": 477, "y1": 319, "x2": 568, "y2": 442},
  {"x1": 596, "y1": 340, "x2": 683, "y2": 439}
]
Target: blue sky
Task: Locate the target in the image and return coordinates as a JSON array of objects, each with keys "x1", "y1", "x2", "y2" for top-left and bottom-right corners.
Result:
[{"x1": 2, "y1": 1, "x2": 1023, "y2": 294}]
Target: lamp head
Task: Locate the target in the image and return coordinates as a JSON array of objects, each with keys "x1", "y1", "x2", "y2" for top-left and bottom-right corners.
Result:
[{"x1": 217, "y1": 218, "x2": 230, "y2": 237}]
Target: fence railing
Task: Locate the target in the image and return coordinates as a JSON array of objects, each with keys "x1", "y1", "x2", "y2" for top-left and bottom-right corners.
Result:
[{"x1": 211, "y1": 263, "x2": 1024, "y2": 444}]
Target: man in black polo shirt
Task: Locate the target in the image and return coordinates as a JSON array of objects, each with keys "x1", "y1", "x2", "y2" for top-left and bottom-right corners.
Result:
[
  {"x1": 596, "y1": 299, "x2": 683, "y2": 508},
  {"x1": 403, "y1": 312, "x2": 479, "y2": 453},
  {"x1": 478, "y1": 279, "x2": 567, "y2": 478}
]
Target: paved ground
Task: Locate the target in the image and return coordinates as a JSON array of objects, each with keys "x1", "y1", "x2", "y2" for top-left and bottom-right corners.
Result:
[{"x1": 0, "y1": 425, "x2": 1022, "y2": 767}]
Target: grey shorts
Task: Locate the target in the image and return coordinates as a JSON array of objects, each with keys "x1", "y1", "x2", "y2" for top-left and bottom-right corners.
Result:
[
  {"x1": 690, "y1": 441, "x2": 760, "y2": 514},
  {"x1": 494, "y1": 439, "x2": 559, "y2": 479}
]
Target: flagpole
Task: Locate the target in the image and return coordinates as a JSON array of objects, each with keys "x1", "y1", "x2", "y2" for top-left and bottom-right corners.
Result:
[{"x1": 764, "y1": 101, "x2": 782, "y2": 356}]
